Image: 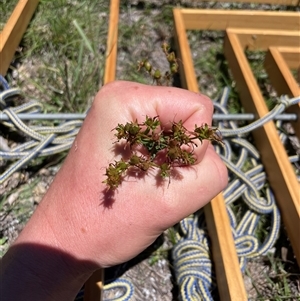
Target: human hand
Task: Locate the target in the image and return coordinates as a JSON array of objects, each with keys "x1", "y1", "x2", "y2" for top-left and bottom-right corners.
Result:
[{"x1": 14, "y1": 81, "x2": 228, "y2": 270}]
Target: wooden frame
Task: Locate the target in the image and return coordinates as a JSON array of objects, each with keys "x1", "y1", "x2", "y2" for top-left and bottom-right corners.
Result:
[
  {"x1": 229, "y1": 28, "x2": 300, "y2": 139},
  {"x1": 103, "y1": 0, "x2": 120, "y2": 84},
  {"x1": 173, "y1": 8, "x2": 300, "y2": 300},
  {"x1": 265, "y1": 46, "x2": 300, "y2": 139},
  {"x1": 224, "y1": 28, "x2": 300, "y2": 266},
  {"x1": 180, "y1": 9, "x2": 300, "y2": 31},
  {"x1": 273, "y1": 47, "x2": 300, "y2": 70},
  {"x1": 235, "y1": 29, "x2": 300, "y2": 50},
  {"x1": 0, "y1": 0, "x2": 40, "y2": 76}
]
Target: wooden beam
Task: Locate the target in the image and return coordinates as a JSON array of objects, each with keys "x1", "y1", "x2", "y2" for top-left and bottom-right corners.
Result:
[
  {"x1": 191, "y1": 0, "x2": 299, "y2": 4},
  {"x1": 173, "y1": 8, "x2": 198, "y2": 91},
  {"x1": 0, "y1": 0, "x2": 40, "y2": 76},
  {"x1": 173, "y1": 9, "x2": 247, "y2": 301},
  {"x1": 275, "y1": 47, "x2": 300, "y2": 70},
  {"x1": 83, "y1": 269, "x2": 104, "y2": 301},
  {"x1": 103, "y1": 0, "x2": 120, "y2": 84},
  {"x1": 205, "y1": 195, "x2": 248, "y2": 301},
  {"x1": 180, "y1": 9, "x2": 300, "y2": 31},
  {"x1": 233, "y1": 29, "x2": 300, "y2": 51},
  {"x1": 265, "y1": 47, "x2": 300, "y2": 140},
  {"x1": 265, "y1": 47, "x2": 300, "y2": 96},
  {"x1": 224, "y1": 30, "x2": 300, "y2": 266}
]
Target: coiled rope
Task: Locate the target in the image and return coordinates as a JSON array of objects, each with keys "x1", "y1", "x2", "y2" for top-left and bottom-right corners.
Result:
[
  {"x1": 0, "y1": 77, "x2": 81, "y2": 184},
  {"x1": 172, "y1": 87, "x2": 299, "y2": 300},
  {"x1": 1, "y1": 77, "x2": 299, "y2": 300}
]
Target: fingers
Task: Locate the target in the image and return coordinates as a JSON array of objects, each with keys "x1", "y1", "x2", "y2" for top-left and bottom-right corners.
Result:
[
  {"x1": 152, "y1": 144, "x2": 228, "y2": 229},
  {"x1": 112, "y1": 143, "x2": 228, "y2": 232},
  {"x1": 86, "y1": 81, "x2": 226, "y2": 212},
  {"x1": 94, "y1": 81, "x2": 213, "y2": 129},
  {"x1": 93, "y1": 81, "x2": 214, "y2": 162}
]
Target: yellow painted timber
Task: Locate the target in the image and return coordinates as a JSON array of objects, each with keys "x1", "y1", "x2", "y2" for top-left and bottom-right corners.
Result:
[
  {"x1": 265, "y1": 47, "x2": 300, "y2": 140},
  {"x1": 232, "y1": 29, "x2": 300, "y2": 51},
  {"x1": 205, "y1": 195, "x2": 248, "y2": 300},
  {"x1": 179, "y1": 9, "x2": 300, "y2": 31},
  {"x1": 275, "y1": 47, "x2": 300, "y2": 70},
  {"x1": 103, "y1": 0, "x2": 120, "y2": 84},
  {"x1": 224, "y1": 30, "x2": 300, "y2": 266},
  {"x1": 83, "y1": 269, "x2": 104, "y2": 301},
  {"x1": 173, "y1": 9, "x2": 198, "y2": 91}
]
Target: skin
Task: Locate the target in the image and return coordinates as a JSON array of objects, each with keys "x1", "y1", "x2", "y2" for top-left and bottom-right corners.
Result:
[{"x1": 0, "y1": 81, "x2": 228, "y2": 301}]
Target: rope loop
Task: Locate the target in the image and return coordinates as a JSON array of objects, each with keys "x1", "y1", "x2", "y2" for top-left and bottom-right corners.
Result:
[
  {"x1": 279, "y1": 95, "x2": 291, "y2": 108},
  {"x1": 104, "y1": 278, "x2": 134, "y2": 301},
  {"x1": 173, "y1": 213, "x2": 216, "y2": 300},
  {"x1": 0, "y1": 85, "x2": 82, "y2": 184},
  {"x1": 172, "y1": 88, "x2": 287, "y2": 299},
  {"x1": 0, "y1": 75, "x2": 10, "y2": 90}
]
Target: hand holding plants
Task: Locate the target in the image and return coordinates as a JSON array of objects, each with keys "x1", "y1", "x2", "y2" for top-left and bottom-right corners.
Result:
[
  {"x1": 1, "y1": 81, "x2": 227, "y2": 301},
  {"x1": 30, "y1": 81, "x2": 228, "y2": 267}
]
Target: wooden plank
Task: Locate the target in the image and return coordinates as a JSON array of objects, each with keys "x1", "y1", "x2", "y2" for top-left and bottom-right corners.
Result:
[
  {"x1": 224, "y1": 30, "x2": 300, "y2": 266},
  {"x1": 103, "y1": 0, "x2": 120, "y2": 84},
  {"x1": 275, "y1": 47, "x2": 300, "y2": 69},
  {"x1": 0, "y1": 0, "x2": 40, "y2": 76},
  {"x1": 180, "y1": 9, "x2": 300, "y2": 31},
  {"x1": 265, "y1": 47, "x2": 300, "y2": 140},
  {"x1": 205, "y1": 195, "x2": 248, "y2": 301},
  {"x1": 265, "y1": 47, "x2": 300, "y2": 96},
  {"x1": 173, "y1": 8, "x2": 198, "y2": 91},
  {"x1": 83, "y1": 269, "x2": 104, "y2": 301},
  {"x1": 173, "y1": 9, "x2": 248, "y2": 301},
  {"x1": 233, "y1": 29, "x2": 300, "y2": 51},
  {"x1": 195, "y1": 0, "x2": 299, "y2": 4}
]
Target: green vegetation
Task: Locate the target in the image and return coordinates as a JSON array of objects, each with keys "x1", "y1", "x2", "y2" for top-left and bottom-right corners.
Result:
[
  {"x1": 104, "y1": 116, "x2": 222, "y2": 190},
  {"x1": 0, "y1": 0, "x2": 19, "y2": 31},
  {"x1": 246, "y1": 252, "x2": 300, "y2": 300},
  {"x1": 3, "y1": 0, "x2": 109, "y2": 113}
]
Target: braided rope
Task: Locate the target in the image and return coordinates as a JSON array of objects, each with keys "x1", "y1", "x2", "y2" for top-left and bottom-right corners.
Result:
[
  {"x1": 74, "y1": 278, "x2": 134, "y2": 301},
  {"x1": 103, "y1": 279, "x2": 134, "y2": 301},
  {"x1": 0, "y1": 77, "x2": 82, "y2": 184},
  {"x1": 172, "y1": 87, "x2": 298, "y2": 300}
]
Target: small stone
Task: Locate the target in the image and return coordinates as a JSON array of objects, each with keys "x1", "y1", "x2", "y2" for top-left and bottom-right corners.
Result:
[{"x1": 7, "y1": 192, "x2": 19, "y2": 206}]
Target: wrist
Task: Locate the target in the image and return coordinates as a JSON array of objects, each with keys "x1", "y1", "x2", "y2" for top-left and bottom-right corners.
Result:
[
  {"x1": 1, "y1": 241, "x2": 96, "y2": 301},
  {"x1": 0, "y1": 179, "x2": 99, "y2": 301}
]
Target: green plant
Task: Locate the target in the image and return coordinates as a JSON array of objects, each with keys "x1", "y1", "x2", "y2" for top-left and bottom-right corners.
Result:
[
  {"x1": 8, "y1": 0, "x2": 109, "y2": 113},
  {"x1": 103, "y1": 42, "x2": 222, "y2": 190},
  {"x1": 246, "y1": 254, "x2": 300, "y2": 300},
  {"x1": 0, "y1": 0, "x2": 19, "y2": 31},
  {"x1": 137, "y1": 42, "x2": 179, "y2": 86},
  {"x1": 103, "y1": 116, "x2": 222, "y2": 190}
]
